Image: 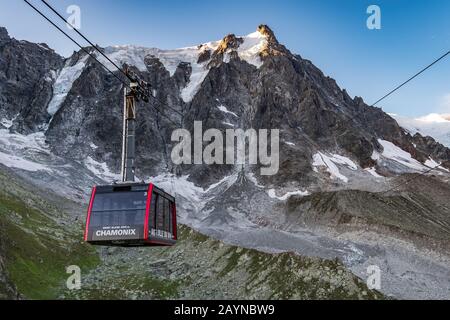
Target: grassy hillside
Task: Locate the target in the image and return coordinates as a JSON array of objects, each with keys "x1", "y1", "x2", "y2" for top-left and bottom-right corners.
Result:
[{"x1": 0, "y1": 167, "x2": 99, "y2": 299}]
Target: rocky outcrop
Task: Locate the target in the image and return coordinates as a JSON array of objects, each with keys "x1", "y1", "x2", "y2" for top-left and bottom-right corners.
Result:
[
  {"x1": 0, "y1": 27, "x2": 9, "y2": 42},
  {"x1": 257, "y1": 24, "x2": 290, "y2": 58},
  {"x1": 412, "y1": 133, "x2": 450, "y2": 168},
  {"x1": 0, "y1": 27, "x2": 63, "y2": 133},
  {"x1": 286, "y1": 174, "x2": 450, "y2": 241},
  {"x1": 0, "y1": 242, "x2": 19, "y2": 299},
  {"x1": 197, "y1": 45, "x2": 211, "y2": 64},
  {"x1": 208, "y1": 34, "x2": 244, "y2": 68}
]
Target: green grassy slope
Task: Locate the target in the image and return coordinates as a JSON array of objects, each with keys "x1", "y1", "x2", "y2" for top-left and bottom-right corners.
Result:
[{"x1": 0, "y1": 167, "x2": 99, "y2": 299}]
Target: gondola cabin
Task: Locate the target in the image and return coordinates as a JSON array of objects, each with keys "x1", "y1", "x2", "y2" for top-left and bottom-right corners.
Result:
[{"x1": 84, "y1": 183, "x2": 177, "y2": 247}]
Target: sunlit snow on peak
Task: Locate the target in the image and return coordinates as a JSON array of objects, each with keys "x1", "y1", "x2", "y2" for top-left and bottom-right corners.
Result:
[{"x1": 235, "y1": 31, "x2": 268, "y2": 69}]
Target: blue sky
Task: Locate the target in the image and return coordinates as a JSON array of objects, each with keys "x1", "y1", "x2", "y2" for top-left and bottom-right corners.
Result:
[{"x1": 1, "y1": 0, "x2": 449, "y2": 117}]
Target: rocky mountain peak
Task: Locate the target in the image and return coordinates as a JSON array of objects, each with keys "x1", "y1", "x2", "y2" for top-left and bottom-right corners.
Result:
[
  {"x1": 256, "y1": 24, "x2": 290, "y2": 58},
  {"x1": 0, "y1": 27, "x2": 10, "y2": 42},
  {"x1": 216, "y1": 34, "x2": 244, "y2": 54},
  {"x1": 257, "y1": 24, "x2": 277, "y2": 42},
  {"x1": 207, "y1": 34, "x2": 244, "y2": 68}
]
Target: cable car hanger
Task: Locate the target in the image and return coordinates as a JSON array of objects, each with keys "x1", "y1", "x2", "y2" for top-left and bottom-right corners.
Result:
[{"x1": 84, "y1": 69, "x2": 178, "y2": 247}]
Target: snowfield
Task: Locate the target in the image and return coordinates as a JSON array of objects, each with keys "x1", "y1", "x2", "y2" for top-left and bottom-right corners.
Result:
[
  {"x1": 267, "y1": 188, "x2": 309, "y2": 201},
  {"x1": 47, "y1": 55, "x2": 89, "y2": 116},
  {"x1": 377, "y1": 139, "x2": 426, "y2": 172},
  {"x1": 312, "y1": 152, "x2": 358, "y2": 183},
  {"x1": 54, "y1": 31, "x2": 269, "y2": 105}
]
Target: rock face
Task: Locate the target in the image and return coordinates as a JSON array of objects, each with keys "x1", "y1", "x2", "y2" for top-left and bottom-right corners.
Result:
[
  {"x1": 2, "y1": 24, "x2": 449, "y2": 183},
  {"x1": 257, "y1": 24, "x2": 290, "y2": 58},
  {"x1": 0, "y1": 27, "x2": 63, "y2": 134}
]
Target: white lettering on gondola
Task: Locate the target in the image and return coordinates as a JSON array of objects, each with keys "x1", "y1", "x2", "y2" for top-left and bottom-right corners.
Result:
[{"x1": 95, "y1": 229, "x2": 137, "y2": 237}]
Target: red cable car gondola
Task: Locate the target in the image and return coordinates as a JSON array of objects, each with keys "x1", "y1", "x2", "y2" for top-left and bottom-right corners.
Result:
[{"x1": 84, "y1": 183, "x2": 177, "y2": 247}]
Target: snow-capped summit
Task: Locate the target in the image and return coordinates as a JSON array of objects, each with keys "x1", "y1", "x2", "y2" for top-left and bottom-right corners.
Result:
[
  {"x1": 88, "y1": 26, "x2": 281, "y2": 103},
  {"x1": 96, "y1": 25, "x2": 275, "y2": 72}
]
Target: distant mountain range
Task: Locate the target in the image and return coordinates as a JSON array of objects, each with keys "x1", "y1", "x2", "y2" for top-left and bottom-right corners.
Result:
[{"x1": 393, "y1": 113, "x2": 450, "y2": 147}]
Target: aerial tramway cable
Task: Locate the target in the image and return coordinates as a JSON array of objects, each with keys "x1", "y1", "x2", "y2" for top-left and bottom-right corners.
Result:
[{"x1": 372, "y1": 50, "x2": 450, "y2": 107}]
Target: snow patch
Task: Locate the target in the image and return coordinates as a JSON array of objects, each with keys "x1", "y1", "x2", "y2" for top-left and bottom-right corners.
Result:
[
  {"x1": 90, "y1": 143, "x2": 99, "y2": 150},
  {"x1": 267, "y1": 189, "x2": 309, "y2": 201},
  {"x1": 371, "y1": 151, "x2": 381, "y2": 161},
  {"x1": 0, "y1": 151, "x2": 51, "y2": 172},
  {"x1": 180, "y1": 61, "x2": 209, "y2": 103},
  {"x1": 425, "y1": 158, "x2": 440, "y2": 168},
  {"x1": 378, "y1": 139, "x2": 425, "y2": 171},
  {"x1": 37, "y1": 43, "x2": 50, "y2": 51},
  {"x1": 0, "y1": 129, "x2": 49, "y2": 153},
  {"x1": 205, "y1": 173, "x2": 239, "y2": 193},
  {"x1": 146, "y1": 173, "x2": 238, "y2": 207},
  {"x1": 1, "y1": 118, "x2": 13, "y2": 129},
  {"x1": 237, "y1": 31, "x2": 267, "y2": 68},
  {"x1": 0, "y1": 129, "x2": 52, "y2": 173},
  {"x1": 217, "y1": 105, "x2": 238, "y2": 117},
  {"x1": 329, "y1": 154, "x2": 358, "y2": 170},
  {"x1": 365, "y1": 167, "x2": 383, "y2": 179},
  {"x1": 246, "y1": 171, "x2": 264, "y2": 188},
  {"x1": 47, "y1": 55, "x2": 89, "y2": 116},
  {"x1": 148, "y1": 174, "x2": 204, "y2": 204},
  {"x1": 312, "y1": 152, "x2": 358, "y2": 183},
  {"x1": 84, "y1": 157, "x2": 121, "y2": 182},
  {"x1": 222, "y1": 121, "x2": 234, "y2": 127}
]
